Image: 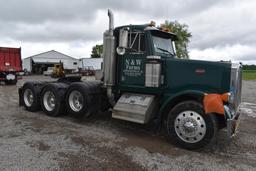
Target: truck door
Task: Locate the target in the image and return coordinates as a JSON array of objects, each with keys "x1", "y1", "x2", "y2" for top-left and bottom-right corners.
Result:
[{"x1": 119, "y1": 30, "x2": 146, "y2": 87}]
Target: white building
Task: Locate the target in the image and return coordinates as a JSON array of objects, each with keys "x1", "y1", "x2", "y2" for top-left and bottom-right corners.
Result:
[
  {"x1": 23, "y1": 50, "x2": 79, "y2": 74},
  {"x1": 79, "y1": 58, "x2": 103, "y2": 70}
]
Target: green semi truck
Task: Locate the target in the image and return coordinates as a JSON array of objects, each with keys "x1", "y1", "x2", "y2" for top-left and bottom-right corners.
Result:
[{"x1": 19, "y1": 10, "x2": 242, "y2": 149}]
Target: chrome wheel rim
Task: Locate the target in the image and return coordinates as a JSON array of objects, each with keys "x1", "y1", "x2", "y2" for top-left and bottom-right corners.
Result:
[
  {"x1": 24, "y1": 89, "x2": 34, "y2": 107},
  {"x1": 43, "y1": 91, "x2": 56, "y2": 111},
  {"x1": 69, "y1": 90, "x2": 83, "y2": 112},
  {"x1": 174, "y1": 111, "x2": 206, "y2": 143}
]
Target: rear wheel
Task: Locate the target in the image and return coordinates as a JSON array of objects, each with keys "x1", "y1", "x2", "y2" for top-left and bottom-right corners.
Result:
[
  {"x1": 167, "y1": 101, "x2": 217, "y2": 150},
  {"x1": 21, "y1": 82, "x2": 41, "y2": 111},
  {"x1": 11, "y1": 79, "x2": 17, "y2": 85},
  {"x1": 65, "y1": 82, "x2": 102, "y2": 118},
  {"x1": 68, "y1": 90, "x2": 84, "y2": 112},
  {"x1": 5, "y1": 79, "x2": 17, "y2": 85},
  {"x1": 65, "y1": 83, "x2": 90, "y2": 118},
  {"x1": 41, "y1": 83, "x2": 67, "y2": 117}
]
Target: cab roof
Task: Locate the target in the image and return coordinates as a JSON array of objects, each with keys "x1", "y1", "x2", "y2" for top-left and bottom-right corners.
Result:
[{"x1": 114, "y1": 24, "x2": 178, "y2": 40}]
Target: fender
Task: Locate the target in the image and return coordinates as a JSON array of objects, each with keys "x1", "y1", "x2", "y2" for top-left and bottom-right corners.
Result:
[
  {"x1": 156, "y1": 90, "x2": 229, "y2": 130},
  {"x1": 157, "y1": 90, "x2": 205, "y2": 128}
]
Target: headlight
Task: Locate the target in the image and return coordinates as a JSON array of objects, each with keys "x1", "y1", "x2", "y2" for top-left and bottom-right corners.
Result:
[
  {"x1": 221, "y1": 92, "x2": 231, "y2": 103},
  {"x1": 229, "y1": 92, "x2": 235, "y2": 104}
]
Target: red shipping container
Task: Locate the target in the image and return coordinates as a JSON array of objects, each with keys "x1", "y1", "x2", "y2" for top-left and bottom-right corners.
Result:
[{"x1": 0, "y1": 47, "x2": 22, "y2": 84}]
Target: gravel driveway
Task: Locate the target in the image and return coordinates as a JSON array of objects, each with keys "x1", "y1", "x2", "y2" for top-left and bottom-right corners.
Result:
[{"x1": 0, "y1": 76, "x2": 255, "y2": 171}]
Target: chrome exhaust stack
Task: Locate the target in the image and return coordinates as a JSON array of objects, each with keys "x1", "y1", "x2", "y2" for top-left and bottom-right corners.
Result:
[
  {"x1": 108, "y1": 10, "x2": 114, "y2": 33},
  {"x1": 103, "y1": 9, "x2": 116, "y2": 106}
]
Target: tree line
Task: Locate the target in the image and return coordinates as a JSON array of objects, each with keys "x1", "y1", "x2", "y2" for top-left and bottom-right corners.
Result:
[{"x1": 243, "y1": 65, "x2": 256, "y2": 70}]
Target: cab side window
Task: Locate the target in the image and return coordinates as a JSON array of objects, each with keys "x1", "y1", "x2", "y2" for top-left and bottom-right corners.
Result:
[{"x1": 128, "y1": 31, "x2": 145, "y2": 52}]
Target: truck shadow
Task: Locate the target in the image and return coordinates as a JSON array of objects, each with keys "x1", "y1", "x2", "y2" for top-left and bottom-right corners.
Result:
[{"x1": 61, "y1": 110, "x2": 235, "y2": 155}]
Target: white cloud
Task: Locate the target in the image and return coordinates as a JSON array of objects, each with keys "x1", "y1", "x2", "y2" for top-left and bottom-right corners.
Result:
[
  {"x1": 190, "y1": 44, "x2": 256, "y2": 64},
  {"x1": 0, "y1": 0, "x2": 255, "y2": 63},
  {"x1": 185, "y1": 0, "x2": 256, "y2": 48}
]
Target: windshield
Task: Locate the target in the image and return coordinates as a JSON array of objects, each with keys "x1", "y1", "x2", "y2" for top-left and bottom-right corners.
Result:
[{"x1": 152, "y1": 36, "x2": 175, "y2": 56}]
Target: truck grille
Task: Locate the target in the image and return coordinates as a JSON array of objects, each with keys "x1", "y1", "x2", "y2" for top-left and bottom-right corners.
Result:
[{"x1": 230, "y1": 63, "x2": 242, "y2": 111}]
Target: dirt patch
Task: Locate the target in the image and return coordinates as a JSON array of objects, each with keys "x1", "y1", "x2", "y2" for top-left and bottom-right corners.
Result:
[
  {"x1": 58, "y1": 152, "x2": 104, "y2": 171},
  {"x1": 241, "y1": 80, "x2": 256, "y2": 103},
  {"x1": 58, "y1": 147, "x2": 144, "y2": 171},
  {"x1": 117, "y1": 126, "x2": 186, "y2": 157},
  {"x1": 26, "y1": 141, "x2": 51, "y2": 151},
  {"x1": 70, "y1": 136, "x2": 99, "y2": 146},
  {"x1": 93, "y1": 147, "x2": 145, "y2": 171}
]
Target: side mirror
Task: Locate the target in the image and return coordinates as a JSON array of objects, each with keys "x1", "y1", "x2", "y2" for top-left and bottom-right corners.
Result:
[
  {"x1": 117, "y1": 27, "x2": 129, "y2": 55},
  {"x1": 116, "y1": 47, "x2": 126, "y2": 55}
]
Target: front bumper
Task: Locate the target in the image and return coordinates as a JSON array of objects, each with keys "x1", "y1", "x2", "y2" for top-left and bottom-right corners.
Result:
[{"x1": 224, "y1": 104, "x2": 241, "y2": 141}]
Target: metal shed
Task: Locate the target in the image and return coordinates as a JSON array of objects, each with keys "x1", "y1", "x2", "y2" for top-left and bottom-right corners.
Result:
[
  {"x1": 79, "y1": 58, "x2": 103, "y2": 70},
  {"x1": 22, "y1": 50, "x2": 79, "y2": 74}
]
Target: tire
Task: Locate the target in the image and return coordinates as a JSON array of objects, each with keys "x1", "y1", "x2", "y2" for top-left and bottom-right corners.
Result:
[
  {"x1": 167, "y1": 101, "x2": 218, "y2": 150},
  {"x1": 5, "y1": 79, "x2": 17, "y2": 85},
  {"x1": 65, "y1": 82, "x2": 101, "y2": 118},
  {"x1": 21, "y1": 82, "x2": 41, "y2": 112},
  {"x1": 40, "y1": 83, "x2": 67, "y2": 117},
  {"x1": 10, "y1": 79, "x2": 17, "y2": 85}
]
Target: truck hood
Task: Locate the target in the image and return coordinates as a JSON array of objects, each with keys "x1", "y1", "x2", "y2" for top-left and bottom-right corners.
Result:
[{"x1": 164, "y1": 58, "x2": 232, "y2": 94}]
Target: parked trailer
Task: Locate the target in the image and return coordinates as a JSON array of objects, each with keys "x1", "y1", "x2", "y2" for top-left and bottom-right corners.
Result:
[
  {"x1": 19, "y1": 10, "x2": 242, "y2": 150},
  {"x1": 0, "y1": 47, "x2": 22, "y2": 84}
]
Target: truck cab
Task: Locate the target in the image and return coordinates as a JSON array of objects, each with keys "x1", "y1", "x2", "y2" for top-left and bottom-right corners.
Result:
[
  {"x1": 102, "y1": 10, "x2": 241, "y2": 149},
  {"x1": 113, "y1": 24, "x2": 232, "y2": 97},
  {"x1": 115, "y1": 25, "x2": 175, "y2": 92}
]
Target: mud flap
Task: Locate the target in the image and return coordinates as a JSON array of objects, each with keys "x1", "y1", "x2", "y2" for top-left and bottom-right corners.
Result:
[{"x1": 18, "y1": 87, "x2": 24, "y2": 106}]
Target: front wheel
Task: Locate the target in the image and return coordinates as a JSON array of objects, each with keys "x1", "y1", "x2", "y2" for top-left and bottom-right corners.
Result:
[{"x1": 167, "y1": 101, "x2": 218, "y2": 150}]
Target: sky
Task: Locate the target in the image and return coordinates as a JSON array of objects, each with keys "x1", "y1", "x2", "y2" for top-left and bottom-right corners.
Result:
[{"x1": 0, "y1": 0, "x2": 255, "y2": 64}]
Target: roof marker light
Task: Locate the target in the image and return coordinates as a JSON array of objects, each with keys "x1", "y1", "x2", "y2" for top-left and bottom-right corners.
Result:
[{"x1": 149, "y1": 21, "x2": 156, "y2": 27}]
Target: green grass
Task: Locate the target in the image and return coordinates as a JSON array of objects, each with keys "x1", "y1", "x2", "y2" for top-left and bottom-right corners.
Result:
[{"x1": 243, "y1": 70, "x2": 256, "y2": 80}]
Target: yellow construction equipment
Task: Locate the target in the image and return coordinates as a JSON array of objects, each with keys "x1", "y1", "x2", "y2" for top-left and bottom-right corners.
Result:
[{"x1": 51, "y1": 62, "x2": 65, "y2": 78}]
